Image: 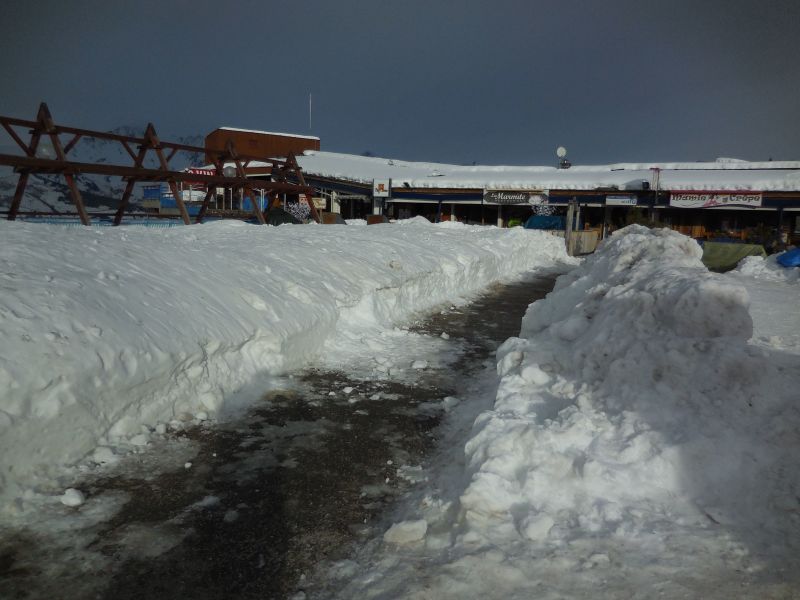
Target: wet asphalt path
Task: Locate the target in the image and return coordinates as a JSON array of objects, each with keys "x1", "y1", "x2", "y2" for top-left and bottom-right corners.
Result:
[{"x1": 0, "y1": 274, "x2": 557, "y2": 600}]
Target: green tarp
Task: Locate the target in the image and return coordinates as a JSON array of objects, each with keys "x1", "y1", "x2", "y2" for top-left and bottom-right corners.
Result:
[{"x1": 702, "y1": 241, "x2": 766, "y2": 271}]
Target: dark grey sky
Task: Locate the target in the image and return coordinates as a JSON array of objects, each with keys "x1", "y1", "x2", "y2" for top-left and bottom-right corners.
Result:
[{"x1": 1, "y1": 0, "x2": 797, "y2": 165}]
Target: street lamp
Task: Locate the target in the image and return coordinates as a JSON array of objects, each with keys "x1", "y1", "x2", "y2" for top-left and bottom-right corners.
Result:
[
  {"x1": 556, "y1": 146, "x2": 571, "y2": 169},
  {"x1": 222, "y1": 165, "x2": 236, "y2": 211},
  {"x1": 36, "y1": 139, "x2": 56, "y2": 160}
]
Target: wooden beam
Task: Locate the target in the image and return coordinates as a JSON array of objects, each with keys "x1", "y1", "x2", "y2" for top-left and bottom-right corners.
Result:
[
  {"x1": 0, "y1": 153, "x2": 314, "y2": 191},
  {"x1": 7, "y1": 172, "x2": 30, "y2": 221},
  {"x1": 113, "y1": 135, "x2": 151, "y2": 226},
  {"x1": 6, "y1": 117, "x2": 42, "y2": 220},
  {"x1": 148, "y1": 123, "x2": 190, "y2": 225},
  {"x1": 38, "y1": 103, "x2": 91, "y2": 225},
  {"x1": 62, "y1": 133, "x2": 83, "y2": 156},
  {"x1": 0, "y1": 115, "x2": 290, "y2": 168},
  {"x1": 196, "y1": 187, "x2": 215, "y2": 223},
  {"x1": 120, "y1": 140, "x2": 138, "y2": 162},
  {"x1": 286, "y1": 152, "x2": 320, "y2": 223},
  {"x1": 2, "y1": 122, "x2": 33, "y2": 156},
  {"x1": 226, "y1": 140, "x2": 266, "y2": 225},
  {"x1": 0, "y1": 153, "x2": 314, "y2": 192}
]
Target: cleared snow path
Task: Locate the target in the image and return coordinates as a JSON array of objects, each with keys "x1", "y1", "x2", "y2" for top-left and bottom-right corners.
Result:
[
  {"x1": 0, "y1": 273, "x2": 560, "y2": 600},
  {"x1": 0, "y1": 219, "x2": 570, "y2": 507}
]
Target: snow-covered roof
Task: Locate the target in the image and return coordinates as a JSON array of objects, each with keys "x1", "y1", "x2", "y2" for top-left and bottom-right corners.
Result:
[
  {"x1": 214, "y1": 127, "x2": 319, "y2": 141},
  {"x1": 287, "y1": 151, "x2": 800, "y2": 193}
]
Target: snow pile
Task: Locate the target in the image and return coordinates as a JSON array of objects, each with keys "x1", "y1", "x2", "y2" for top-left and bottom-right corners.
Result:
[
  {"x1": 734, "y1": 253, "x2": 800, "y2": 283},
  {"x1": 455, "y1": 226, "x2": 800, "y2": 576},
  {"x1": 352, "y1": 226, "x2": 800, "y2": 597},
  {"x1": 462, "y1": 226, "x2": 779, "y2": 539},
  {"x1": 0, "y1": 220, "x2": 570, "y2": 507}
]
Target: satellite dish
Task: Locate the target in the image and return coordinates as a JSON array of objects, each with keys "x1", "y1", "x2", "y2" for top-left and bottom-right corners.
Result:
[{"x1": 556, "y1": 146, "x2": 567, "y2": 158}]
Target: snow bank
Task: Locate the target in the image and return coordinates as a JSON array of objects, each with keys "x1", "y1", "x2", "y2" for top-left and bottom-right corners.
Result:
[
  {"x1": 0, "y1": 220, "x2": 570, "y2": 506},
  {"x1": 734, "y1": 253, "x2": 800, "y2": 283},
  {"x1": 452, "y1": 226, "x2": 800, "y2": 582}
]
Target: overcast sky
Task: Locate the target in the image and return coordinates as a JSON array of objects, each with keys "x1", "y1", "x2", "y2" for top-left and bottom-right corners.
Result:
[{"x1": 1, "y1": 0, "x2": 797, "y2": 165}]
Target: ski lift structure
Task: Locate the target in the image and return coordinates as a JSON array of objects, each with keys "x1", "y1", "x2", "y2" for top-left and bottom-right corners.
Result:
[{"x1": 0, "y1": 103, "x2": 319, "y2": 225}]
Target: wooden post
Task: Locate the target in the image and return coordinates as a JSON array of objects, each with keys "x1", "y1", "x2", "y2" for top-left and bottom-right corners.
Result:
[
  {"x1": 39, "y1": 104, "x2": 91, "y2": 225},
  {"x1": 6, "y1": 114, "x2": 41, "y2": 221},
  {"x1": 285, "y1": 153, "x2": 320, "y2": 223},
  {"x1": 8, "y1": 172, "x2": 31, "y2": 221},
  {"x1": 602, "y1": 205, "x2": 611, "y2": 240},
  {"x1": 196, "y1": 188, "x2": 215, "y2": 223},
  {"x1": 113, "y1": 126, "x2": 152, "y2": 225},
  {"x1": 149, "y1": 123, "x2": 190, "y2": 225},
  {"x1": 226, "y1": 140, "x2": 266, "y2": 225},
  {"x1": 565, "y1": 198, "x2": 577, "y2": 256}
]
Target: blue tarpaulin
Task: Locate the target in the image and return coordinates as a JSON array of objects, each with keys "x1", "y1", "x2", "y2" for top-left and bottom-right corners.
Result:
[
  {"x1": 777, "y1": 248, "x2": 800, "y2": 268},
  {"x1": 525, "y1": 215, "x2": 565, "y2": 230}
]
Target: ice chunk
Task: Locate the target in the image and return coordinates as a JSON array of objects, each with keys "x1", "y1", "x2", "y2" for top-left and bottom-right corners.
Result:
[
  {"x1": 383, "y1": 519, "x2": 428, "y2": 544},
  {"x1": 92, "y1": 446, "x2": 119, "y2": 465},
  {"x1": 60, "y1": 488, "x2": 85, "y2": 507},
  {"x1": 129, "y1": 433, "x2": 150, "y2": 446}
]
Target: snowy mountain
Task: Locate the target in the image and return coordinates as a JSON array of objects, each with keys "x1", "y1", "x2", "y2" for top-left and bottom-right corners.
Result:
[{"x1": 0, "y1": 128, "x2": 205, "y2": 215}]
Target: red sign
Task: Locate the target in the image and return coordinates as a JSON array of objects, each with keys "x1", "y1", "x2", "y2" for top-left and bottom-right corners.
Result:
[{"x1": 183, "y1": 168, "x2": 215, "y2": 187}]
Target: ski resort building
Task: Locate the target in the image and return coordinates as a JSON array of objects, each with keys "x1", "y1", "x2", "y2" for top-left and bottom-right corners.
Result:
[
  {"x1": 192, "y1": 126, "x2": 800, "y2": 251},
  {"x1": 287, "y1": 152, "x2": 800, "y2": 249}
]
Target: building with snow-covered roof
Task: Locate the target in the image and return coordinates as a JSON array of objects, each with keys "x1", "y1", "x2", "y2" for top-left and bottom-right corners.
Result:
[
  {"x1": 204, "y1": 127, "x2": 320, "y2": 165},
  {"x1": 194, "y1": 137, "x2": 800, "y2": 249},
  {"x1": 288, "y1": 151, "x2": 800, "y2": 247}
]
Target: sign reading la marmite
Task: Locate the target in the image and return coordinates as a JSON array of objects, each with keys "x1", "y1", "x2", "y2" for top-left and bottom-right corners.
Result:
[{"x1": 484, "y1": 190, "x2": 548, "y2": 205}]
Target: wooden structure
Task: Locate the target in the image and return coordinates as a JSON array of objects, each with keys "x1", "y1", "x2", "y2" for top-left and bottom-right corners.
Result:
[
  {"x1": 0, "y1": 103, "x2": 318, "y2": 226},
  {"x1": 205, "y1": 127, "x2": 320, "y2": 165}
]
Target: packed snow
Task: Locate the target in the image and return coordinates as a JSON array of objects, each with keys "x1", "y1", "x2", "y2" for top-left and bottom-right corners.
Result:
[
  {"x1": 332, "y1": 226, "x2": 800, "y2": 599},
  {"x1": 0, "y1": 218, "x2": 570, "y2": 511}
]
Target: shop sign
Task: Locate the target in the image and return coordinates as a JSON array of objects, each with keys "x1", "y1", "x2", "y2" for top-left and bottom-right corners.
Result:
[
  {"x1": 184, "y1": 167, "x2": 215, "y2": 187},
  {"x1": 606, "y1": 195, "x2": 638, "y2": 206},
  {"x1": 670, "y1": 192, "x2": 762, "y2": 208},
  {"x1": 484, "y1": 190, "x2": 548, "y2": 205},
  {"x1": 373, "y1": 179, "x2": 391, "y2": 198}
]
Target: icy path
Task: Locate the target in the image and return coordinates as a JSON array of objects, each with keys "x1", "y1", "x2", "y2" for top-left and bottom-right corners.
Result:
[
  {"x1": 326, "y1": 228, "x2": 800, "y2": 600},
  {"x1": 0, "y1": 272, "x2": 559, "y2": 600}
]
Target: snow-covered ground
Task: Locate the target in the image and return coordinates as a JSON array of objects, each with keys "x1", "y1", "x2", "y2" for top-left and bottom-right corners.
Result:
[
  {"x1": 328, "y1": 226, "x2": 800, "y2": 599},
  {"x1": 730, "y1": 255, "x2": 800, "y2": 355},
  {"x1": 2, "y1": 218, "x2": 798, "y2": 599},
  {"x1": 0, "y1": 219, "x2": 571, "y2": 513}
]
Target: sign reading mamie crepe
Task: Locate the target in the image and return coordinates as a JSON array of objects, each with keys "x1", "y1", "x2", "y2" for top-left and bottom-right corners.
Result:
[
  {"x1": 484, "y1": 190, "x2": 548, "y2": 205},
  {"x1": 606, "y1": 195, "x2": 637, "y2": 206},
  {"x1": 670, "y1": 192, "x2": 763, "y2": 208}
]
